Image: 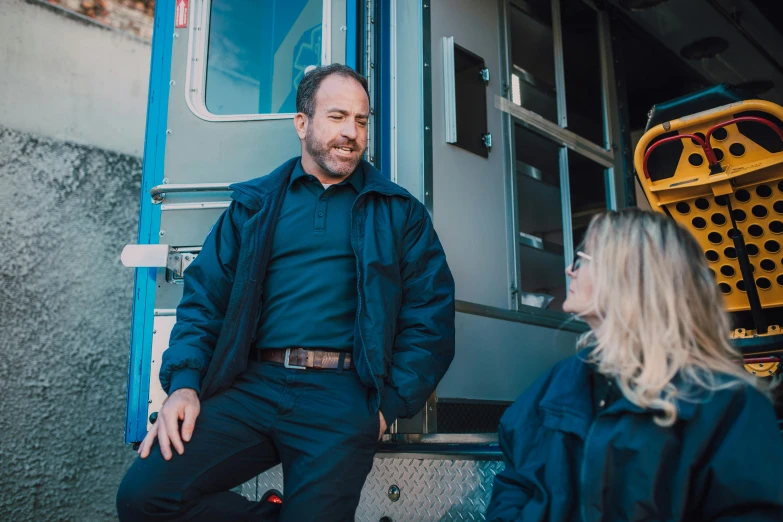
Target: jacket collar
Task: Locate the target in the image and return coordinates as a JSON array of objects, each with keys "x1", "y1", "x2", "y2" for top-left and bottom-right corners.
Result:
[
  {"x1": 538, "y1": 348, "x2": 698, "y2": 438},
  {"x1": 229, "y1": 157, "x2": 410, "y2": 211}
]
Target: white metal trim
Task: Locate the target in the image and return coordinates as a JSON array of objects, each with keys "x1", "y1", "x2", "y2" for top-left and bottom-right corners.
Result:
[
  {"x1": 442, "y1": 36, "x2": 457, "y2": 144},
  {"x1": 184, "y1": 0, "x2": 333, "y2": 123},
  {"x1": 321, "y1": 0, "x2": 331, "y2": 68},
  {"x1": 160, "y1": 201, "x2": 231, "y2": 211},
  {"x1": 495, "y1": 95, "x2": 614, "y2": 168}
]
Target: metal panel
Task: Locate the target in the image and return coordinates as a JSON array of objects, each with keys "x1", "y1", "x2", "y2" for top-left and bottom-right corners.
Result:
[
  {"x1": 147, "y1": 314, "x2": 177, "y2": 429},
  {"x1": 244, "y1": 458, "x2": 504, "y2": 521},
  {"x1": 422, "y1": 1, "x2": 434, "y2": 214},
  {"x1": 499, "y1": 0, "x2": 521, "y2": 310},
  {"x1": 597, "y1": 9, "x2": 624, "y2": 210},
  {"x1": 430, "y1": 0, "x2": 509, "y2": 309},
  {"x1": 392, "y1": 0, "x2": 428, "y2": 205},
  {"x1": 436, "y1": 310, "x2": 580, "y2": 401}
]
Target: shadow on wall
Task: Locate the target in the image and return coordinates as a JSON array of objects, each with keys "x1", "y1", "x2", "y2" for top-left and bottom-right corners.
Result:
[{"x1": 0, "y1": 126, "x2": 141, "y2": 521}]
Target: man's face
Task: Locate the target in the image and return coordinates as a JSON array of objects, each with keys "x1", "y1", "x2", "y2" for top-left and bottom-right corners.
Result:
[{"x1": 298, "y1": 74, "x2": 369, "y2": 179}]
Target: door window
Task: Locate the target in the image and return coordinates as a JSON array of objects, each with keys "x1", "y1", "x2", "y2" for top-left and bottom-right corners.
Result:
[{"x1": 205, "y1": 0, "x2": 324, "y2": 115}]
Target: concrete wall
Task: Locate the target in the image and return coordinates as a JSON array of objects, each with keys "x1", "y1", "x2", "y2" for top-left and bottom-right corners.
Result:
[
  {"x1": 0, "y1": 0, "x2": 150, "y2": 157},
  {"x1": 0, "y1": 0, "x2": 151, "y2": 519}
]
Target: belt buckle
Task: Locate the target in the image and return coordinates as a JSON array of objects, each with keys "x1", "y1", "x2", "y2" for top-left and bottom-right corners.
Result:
[{"x1": 284, "y1": 348, "x2": 306, "y2": 370}]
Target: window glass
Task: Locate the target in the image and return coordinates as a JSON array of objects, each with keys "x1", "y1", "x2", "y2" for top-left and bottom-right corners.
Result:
[
  {"x1": 568, "y1": 150, "x2": 607, "y2": 248},
  {"x1": 561, "y1": 0, "x2": 604, "y2": 145},
  {"x1": 509, "y1": 1, "x2": 557, "y2": 122},
  {"x1": 515, "y1": 124, "x2": 566, "y2": 309},
  {"x1": 205, "y1": 0, "x2": 324, "y2": 115}
]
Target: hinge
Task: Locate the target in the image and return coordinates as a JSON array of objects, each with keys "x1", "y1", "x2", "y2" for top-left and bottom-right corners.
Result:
[
  {"x1": 480, "y1": 67, "x2": 490, "y2": 84},
  {"x1": 166, "y1": 252, "x2": 197, "y2": 283},
  {"x1": 482, "y1": 133, "x2": 492, "y2": 151}
]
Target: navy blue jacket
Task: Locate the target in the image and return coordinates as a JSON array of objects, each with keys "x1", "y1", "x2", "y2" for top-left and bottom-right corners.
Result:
[
  {"x1": 487, "y1": 352, "x2": 783, "y2": 522},
  {"x1": 159, "y1": 158, "x2": 455, "y2": 425}
]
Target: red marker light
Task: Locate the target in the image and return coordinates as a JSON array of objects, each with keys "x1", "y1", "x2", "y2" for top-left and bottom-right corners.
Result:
[{"x1": 267, "y1": 494, "x2": 283, "y2": 504}]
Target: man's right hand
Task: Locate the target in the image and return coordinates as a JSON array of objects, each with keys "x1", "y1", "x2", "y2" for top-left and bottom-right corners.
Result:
[{"x1": 138, "y1": 388, "x2": 201, "y2": 461}]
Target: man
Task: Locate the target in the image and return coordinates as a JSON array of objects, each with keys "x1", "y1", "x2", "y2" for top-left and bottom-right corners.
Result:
[{"x1": 116, "y1": 64, "x2": 455, "y2": 521}]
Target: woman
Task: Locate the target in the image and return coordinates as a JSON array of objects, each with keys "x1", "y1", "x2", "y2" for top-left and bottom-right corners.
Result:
[{"x1": 486, "y1": 209, "x2": 783, "y2": 522}]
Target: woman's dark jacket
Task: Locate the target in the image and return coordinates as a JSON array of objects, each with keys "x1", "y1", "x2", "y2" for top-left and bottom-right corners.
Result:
[
  {"x1": 487, "y1": 351, "x2": 783, "y2": 521},
  {"x1": 158, "y1": 158, "x2": 455, "y2": 425}
]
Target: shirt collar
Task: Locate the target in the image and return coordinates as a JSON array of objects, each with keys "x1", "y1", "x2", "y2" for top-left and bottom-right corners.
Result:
[{"x1": 289, "y1": 159, "x2": 365, "y2": 192}]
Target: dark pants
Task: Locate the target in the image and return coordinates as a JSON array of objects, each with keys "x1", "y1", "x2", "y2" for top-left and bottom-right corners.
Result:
[{"x1": 117, "y1": 360, "x2": 380, "y2": 521}]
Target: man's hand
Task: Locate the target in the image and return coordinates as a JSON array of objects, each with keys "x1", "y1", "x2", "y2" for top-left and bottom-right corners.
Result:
[
  {"x1": 138, "y1": 388, "x2": 201, "y2": 460},
  {"x1": 378, "y1": 412, "x2": 387, "y2": 441}
]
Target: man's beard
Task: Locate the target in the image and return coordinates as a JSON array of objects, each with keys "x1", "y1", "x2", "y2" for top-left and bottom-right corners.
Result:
[{"x1": 305, "y1": 128, "x2": 363, "y2": 179}]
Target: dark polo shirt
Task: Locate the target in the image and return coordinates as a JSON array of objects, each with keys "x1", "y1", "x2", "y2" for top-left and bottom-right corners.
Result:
[{"x1": 254, "y1": 160, "x2": 364, "y2": 351}]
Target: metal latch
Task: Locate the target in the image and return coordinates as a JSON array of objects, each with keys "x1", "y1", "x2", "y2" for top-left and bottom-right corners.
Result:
[
  {"x1": 120, "y1": 244, "x2": 198, "y2": 284},
  {"x1": 482, "y1": 133, "x2": 492, "y2": 151},
  {"x1": 480, "y1": 67, "x2": 490, "y2": 84}
]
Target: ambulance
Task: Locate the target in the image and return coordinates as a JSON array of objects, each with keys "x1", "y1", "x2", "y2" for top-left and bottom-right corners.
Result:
[{"x1": 121, "y1": 0, "x2": 783, "y2": 519}]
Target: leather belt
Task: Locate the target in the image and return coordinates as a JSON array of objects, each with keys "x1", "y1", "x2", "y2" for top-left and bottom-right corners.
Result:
[{"x1": 256, "y1": 348, "x2": 353, "y2": 370}]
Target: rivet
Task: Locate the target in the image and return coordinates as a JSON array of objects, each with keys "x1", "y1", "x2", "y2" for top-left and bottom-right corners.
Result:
[
  {"x1": 173, "y1": 32, "x2": 179, "y2": 39},
  {"x1": 424, "y1": 63, "x2": 429, "y2": 67},
  {"x1": 387, "y1": 485, "x2": 401, "y2": 502},
  {"x1": 169, "y1": 80, "x2": 176, "y2": 86},
  {"x1": 425, "y1": 126, "x2": 430, "y2": 131},
  {"x1": 166, "y1": 129, "x2": 172, "y2": 135},
  {"x1": 341, "y1": 25, "x2": 347, "y2": 31},
  {"x1": 159, "y1": 230, "x2": 166, "y2": 237}
]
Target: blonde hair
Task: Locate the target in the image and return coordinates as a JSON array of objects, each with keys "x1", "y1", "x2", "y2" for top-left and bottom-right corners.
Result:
[{"x1": 577, "y1": 208, "x2": 762, "y2": 426}]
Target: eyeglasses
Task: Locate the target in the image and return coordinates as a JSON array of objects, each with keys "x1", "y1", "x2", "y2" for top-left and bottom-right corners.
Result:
[{"x1": 570, "y1": 251, "x2": 593, "y2": 271}]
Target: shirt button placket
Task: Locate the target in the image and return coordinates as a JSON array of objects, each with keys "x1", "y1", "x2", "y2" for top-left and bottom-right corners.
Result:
[{"x1": 316, "y1": 192, "x2": 327, "y2": 230}]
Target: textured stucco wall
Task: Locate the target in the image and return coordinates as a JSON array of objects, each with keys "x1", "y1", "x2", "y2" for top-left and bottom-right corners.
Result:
[{"x1": 0, "y1": 126, "x2": 140, "y2": 520}]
